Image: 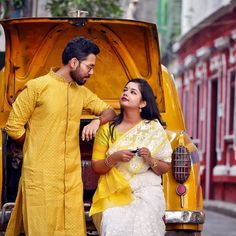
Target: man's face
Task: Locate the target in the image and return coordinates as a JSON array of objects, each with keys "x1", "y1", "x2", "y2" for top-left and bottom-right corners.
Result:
[{"x1": 70, "y1": 54, "x2": 96, "y2": 85}]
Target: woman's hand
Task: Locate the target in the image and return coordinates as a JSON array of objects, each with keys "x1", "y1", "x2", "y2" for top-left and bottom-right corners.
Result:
[
  {"x1": 138, "y1": 147, "x2": 171, "y2": 175},
  {"x1": 109, "y1": 150, "x2": 135, "y2": 165},
  {"x1": 138, "y1": 147, "x2": 154, "y2": 166},
  {"x1": 92, "y1": 150, "x2": 135, "y2": 175}
]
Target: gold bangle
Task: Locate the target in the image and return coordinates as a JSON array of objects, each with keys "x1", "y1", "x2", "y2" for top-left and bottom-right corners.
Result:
[
  {"x1": 151, "y1": 160, "x2": 159, "y2": 168},
  {"x1": 104, "y1": 156, "x2": 113, "y2": 168}
]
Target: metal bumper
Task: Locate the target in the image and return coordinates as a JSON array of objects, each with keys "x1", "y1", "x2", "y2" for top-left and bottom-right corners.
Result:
[
  {"x1": 86, "y1": 204, "x2": 205, "y2": 225},
  {"x1": 165, "y1": 210, "x2": 205, "y2": 224},
  {"x1": 0, "y1": 203, "x2": 204, "y2": 232},
  {"x1": 0, "y1": 202, "x2": 15, "y2": 231}
]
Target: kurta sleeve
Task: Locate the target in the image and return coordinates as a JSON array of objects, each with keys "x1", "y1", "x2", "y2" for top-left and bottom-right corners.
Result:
[
  {"x1": 92, "y1": 123, "x2": 110, "y2": 161},
  {"x1": 5, "y1": 80, "x2": 39, "y2": 140},
  {"x1": 82, "y1": 87, "x2": 111, "y2": 115}
]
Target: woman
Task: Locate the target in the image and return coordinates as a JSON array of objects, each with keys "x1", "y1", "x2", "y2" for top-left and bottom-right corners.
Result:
[{"x1": 89, "y1": 78, "x2": 172, "y2": 236}]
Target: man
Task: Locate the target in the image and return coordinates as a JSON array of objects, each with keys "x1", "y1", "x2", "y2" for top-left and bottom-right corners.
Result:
[{"x1": 5, "y1": 36, "x2": 116, "y2": 236}]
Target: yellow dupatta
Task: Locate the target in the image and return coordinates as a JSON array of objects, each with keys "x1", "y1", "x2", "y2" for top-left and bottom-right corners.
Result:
[{"x1": 89, "y1": 119, "x2": 171, "y2": 217}]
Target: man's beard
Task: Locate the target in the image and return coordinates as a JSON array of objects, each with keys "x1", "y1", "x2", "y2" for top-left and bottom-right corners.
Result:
[{"x1": 70, "y1": 70, "x2": 86, "y2": 85}]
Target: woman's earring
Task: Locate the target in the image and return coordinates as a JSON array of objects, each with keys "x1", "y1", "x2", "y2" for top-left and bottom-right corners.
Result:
[{"x1": 139, "y1": 107, "x2": 142, "y2": 113}]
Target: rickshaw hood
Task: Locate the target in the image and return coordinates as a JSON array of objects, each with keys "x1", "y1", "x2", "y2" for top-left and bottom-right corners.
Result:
[{"x1": 0, "y1": 17, "x2": 164, "y2": 114}]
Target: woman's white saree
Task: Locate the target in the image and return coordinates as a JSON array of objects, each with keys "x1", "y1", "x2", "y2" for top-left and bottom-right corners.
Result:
[{"x1": 90, "y1": 120, "x2": 172, "y2": 236}]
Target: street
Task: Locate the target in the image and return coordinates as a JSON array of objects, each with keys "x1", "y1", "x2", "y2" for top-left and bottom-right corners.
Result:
[
  {"x1": 165, "y1": 209, "x2": 236, "y2": 236},
  {"x1": 202, "y1": 210, "x2": 236, "y2": 236}
]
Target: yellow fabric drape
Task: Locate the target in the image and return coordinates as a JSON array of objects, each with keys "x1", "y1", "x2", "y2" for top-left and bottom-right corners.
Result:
[
  {"x1": 89, "y1": 167, "x2": 133, "y2": 216},
  {"x1": 5, "y1": 69, "x2": 110, "y2": 236}
]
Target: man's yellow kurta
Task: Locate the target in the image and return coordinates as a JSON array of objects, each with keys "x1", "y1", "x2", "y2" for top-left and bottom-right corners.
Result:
[{"x1": 5, "y1": 70, "x2": 110, "y2": 236}]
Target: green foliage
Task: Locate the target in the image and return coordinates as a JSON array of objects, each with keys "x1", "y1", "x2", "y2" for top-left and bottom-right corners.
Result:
[
  {"x1": 0, "y1": 0, "x2": 24, "y2": 19},
  {"x1": 46, "y1": 0, "x2": 123, "y2": 17},
  {"x1": 46, "y1": 0, "x2": 70, "y2": 17},
  {"x1": 0, "y1": 0, "x2": 8, "y2": 19},
  {"x1": 13, "y1": 0, "x2": 24, "y2": 9}
]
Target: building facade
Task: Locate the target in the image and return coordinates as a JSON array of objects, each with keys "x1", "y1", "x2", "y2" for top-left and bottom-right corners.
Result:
[
  {"x1": 157, "y1": 0, "x2": 182, "y2": 61},
  {"x1": 173, "y1": 0, "x2": 236, "y2": 202}
]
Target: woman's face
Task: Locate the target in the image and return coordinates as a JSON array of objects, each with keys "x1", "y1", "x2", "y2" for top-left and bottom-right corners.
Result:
[{"x1": 120, "y1": 82, "x2": 146, "y2": 110}]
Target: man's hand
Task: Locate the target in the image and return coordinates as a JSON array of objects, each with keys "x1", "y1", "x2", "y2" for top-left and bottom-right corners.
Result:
[
  {"x1": 81, "y1": 119, "x2": 100, "y2": 141},
  {"x1": 81, "y1": 108, "x2": 116, "y2": 141},
  {"x1": 16, "y1": 133, "x2": 26, "y2": 146}
]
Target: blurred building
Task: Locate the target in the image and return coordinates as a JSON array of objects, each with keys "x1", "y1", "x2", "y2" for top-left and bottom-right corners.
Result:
[
  {"x1": 156, "y1": 0, "x2": 182, "y2": 63},
  {"x1": 121, "y1": 0, "x2": 157, "y2": 23},
  {"x1": 170, "y1": 0, "x2": 236, "y2": 202},
  {"x1": 0, "y1": 25, "x2": 4, "y2": 70}
]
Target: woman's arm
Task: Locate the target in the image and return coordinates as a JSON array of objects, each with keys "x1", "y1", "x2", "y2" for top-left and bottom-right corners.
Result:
[
  {"x1": 138, "y1": 147, "x2": 171, "y2": 175},
  {"x1": 150, "y1": 159, "x2": 171, "y2": 175},
  {"x1": 92, "y1": 150, "x2": 134, "y2": 175}
]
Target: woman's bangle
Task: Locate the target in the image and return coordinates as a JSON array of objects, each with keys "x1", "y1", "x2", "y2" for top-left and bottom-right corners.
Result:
[
  {"x1": 104, "y1": 156, "x2": 113, "y2": 168},
  {"x1": 151, "y1": 160, "x2": 159, "y2": 168}
]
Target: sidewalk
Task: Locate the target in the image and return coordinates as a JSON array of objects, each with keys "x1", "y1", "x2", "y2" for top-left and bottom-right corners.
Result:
[{"x1": 204, "y1": 200, "x2": 236, "y2": 218}]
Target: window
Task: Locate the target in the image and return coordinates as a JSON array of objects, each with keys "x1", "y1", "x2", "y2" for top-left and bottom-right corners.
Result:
[
  {"x1": 183, "y1": 89, "x2": 189, "y2": 130},
  {"x1": 229, "y1": 71, "x2": 235, "y2": 135},
  {"x1": 196, "y1": 84, "x2": 200, "y2": 139}
]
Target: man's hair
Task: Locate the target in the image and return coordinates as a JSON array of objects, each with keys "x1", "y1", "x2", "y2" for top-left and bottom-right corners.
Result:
[{"x1": 62, "y1": 36, "x2": 100, "y2": 65}]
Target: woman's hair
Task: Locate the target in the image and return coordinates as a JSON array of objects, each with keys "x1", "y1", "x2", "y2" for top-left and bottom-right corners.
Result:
[{"x1": 109, "y1": 78, "x2": 165, "y2": 139}]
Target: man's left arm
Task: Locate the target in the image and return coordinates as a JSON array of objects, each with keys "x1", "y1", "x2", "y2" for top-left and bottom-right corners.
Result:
[{"x1": 81, "y1": 108, "x2": 116, "y2": 141}]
